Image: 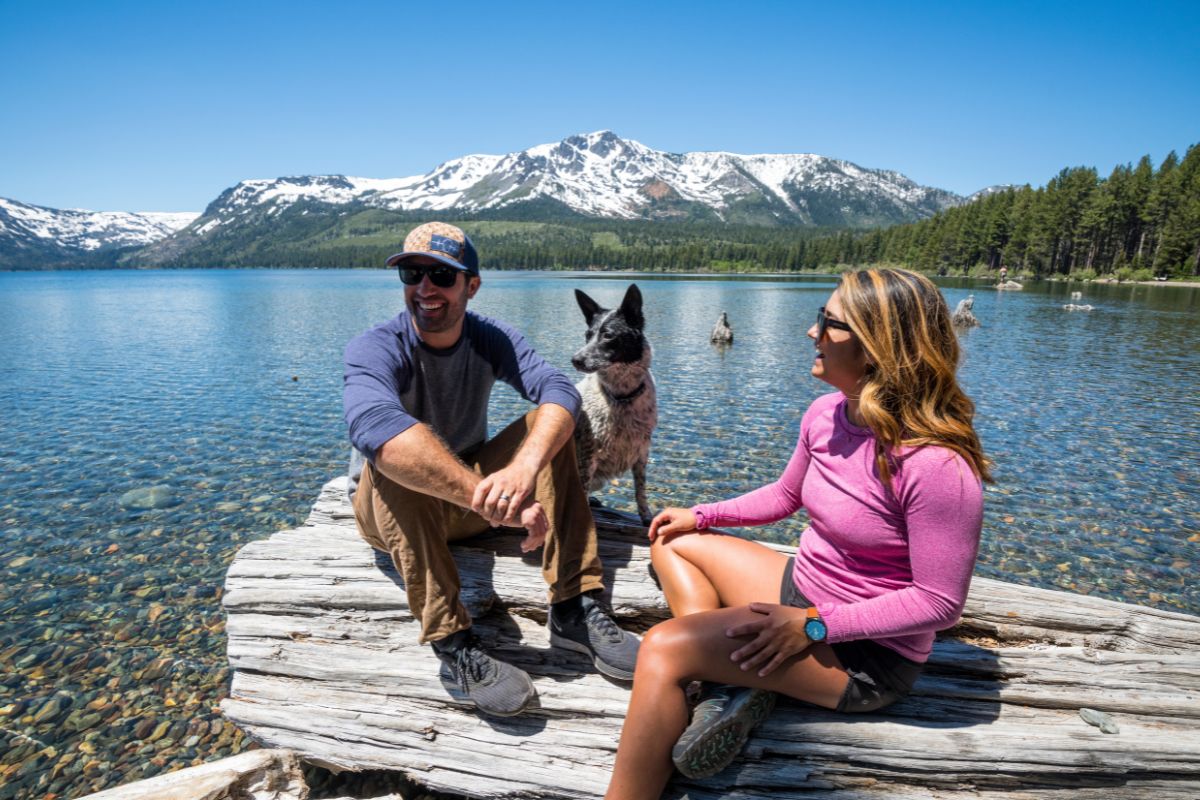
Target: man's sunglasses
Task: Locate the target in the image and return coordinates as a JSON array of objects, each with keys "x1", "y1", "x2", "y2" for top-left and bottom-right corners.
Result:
[
  {"x1": 816, "y1": 306, "x2": 853, "y2": 340},
  {"x1": 398, "y1": 264, "x2": 461, "y2": 288}
]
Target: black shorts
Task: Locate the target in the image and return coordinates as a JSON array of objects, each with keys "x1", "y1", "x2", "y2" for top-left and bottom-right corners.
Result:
[{"x1": 781, "y1": 557, "x2": 923, "y2": 713}]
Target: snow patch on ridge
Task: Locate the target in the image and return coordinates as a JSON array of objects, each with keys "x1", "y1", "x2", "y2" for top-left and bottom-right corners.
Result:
[{"x1": 0, "y1": 197, "x2": 199, "y2": 250}]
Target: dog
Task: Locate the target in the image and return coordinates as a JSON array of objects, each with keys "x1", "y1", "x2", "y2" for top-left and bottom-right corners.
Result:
[{"x1": 571, "y1": 284, "x2": 657, "y2": 524}]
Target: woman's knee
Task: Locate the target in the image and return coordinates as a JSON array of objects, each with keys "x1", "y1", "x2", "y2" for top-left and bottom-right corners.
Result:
[
  {"x1": 649, "y1": 532, "x2": 700, "y2": 566},
  {"x1": 636, "y1": 620, "x2": 705, "y2": 681}
]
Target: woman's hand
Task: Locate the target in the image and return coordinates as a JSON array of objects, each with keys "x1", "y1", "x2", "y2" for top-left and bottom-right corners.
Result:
[
  {"x1": 647, "y1": 507, "x2": 698, "y2": 542},
  {"x1": 726, "y1": 602, "x2": 812, "y2": 677}
]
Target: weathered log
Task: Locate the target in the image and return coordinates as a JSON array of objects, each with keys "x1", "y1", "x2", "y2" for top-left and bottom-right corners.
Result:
[
  {"x1": 77, "y1": 749, "x2": 307, "y2": 800},
  {"x1": 222, "y1": 478, "x2": 1200, "y2": 799}
]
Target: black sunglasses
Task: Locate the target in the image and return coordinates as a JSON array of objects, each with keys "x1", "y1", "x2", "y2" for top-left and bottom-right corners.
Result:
[
  {"x1": 816, "y1": 306, "x2": 853, "y2": 340},
  {"x1": 398, "y1": 264, "x2": 461, "y2": 288}
]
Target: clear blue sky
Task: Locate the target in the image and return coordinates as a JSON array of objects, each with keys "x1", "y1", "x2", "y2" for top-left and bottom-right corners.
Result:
[{"x1": 2, "y1": 0, "x2": 1197, "y2": 212}]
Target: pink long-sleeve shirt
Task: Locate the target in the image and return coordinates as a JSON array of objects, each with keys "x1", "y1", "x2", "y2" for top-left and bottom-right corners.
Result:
[{"x1": 692, "y1": 392, "x2": 983, "y2": 663}]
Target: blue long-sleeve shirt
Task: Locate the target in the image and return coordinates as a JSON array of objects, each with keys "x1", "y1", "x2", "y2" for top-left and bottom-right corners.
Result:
[{"x1": 343, "y1": 310, "x2": 581, "y2": 462}]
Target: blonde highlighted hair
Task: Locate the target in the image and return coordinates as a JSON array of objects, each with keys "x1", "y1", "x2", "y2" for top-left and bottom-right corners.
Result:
[{"x1": 837, "y1": 268, "x2": 992, "y2": 485}]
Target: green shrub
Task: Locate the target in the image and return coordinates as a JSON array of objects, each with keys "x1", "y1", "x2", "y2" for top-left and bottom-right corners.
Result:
[
  {"x1": 1071, "y1": 268, "x2": 1097, "y2": 282},
  {"x1": 965, "y1": 263, "x2": 991, "y2": 278}
]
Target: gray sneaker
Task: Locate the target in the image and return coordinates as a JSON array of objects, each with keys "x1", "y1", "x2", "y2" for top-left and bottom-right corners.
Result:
[
  {"x1": 433, "y1": 632, "x2": 536, "y2": 717},
  {"x1": 548, "y1": 593, "x2": 640, "y2": 681},
  {"x1": 671, "y1": 683, "x2": 776, "y2": 778}
]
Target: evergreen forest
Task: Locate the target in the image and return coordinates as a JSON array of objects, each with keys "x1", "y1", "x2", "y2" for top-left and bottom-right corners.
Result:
[{"x1": 823, "y1": 143, "x2": 1200, "y2": 279}]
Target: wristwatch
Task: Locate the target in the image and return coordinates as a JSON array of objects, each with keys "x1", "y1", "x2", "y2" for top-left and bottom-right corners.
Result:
[{"x1": 804, "y1": 606, "x2": 828, "y2": 643}]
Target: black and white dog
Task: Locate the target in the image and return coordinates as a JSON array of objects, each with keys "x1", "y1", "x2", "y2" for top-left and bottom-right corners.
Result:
[{"x1": 571, "y1": 284, "x2": 658, "y2": 524}]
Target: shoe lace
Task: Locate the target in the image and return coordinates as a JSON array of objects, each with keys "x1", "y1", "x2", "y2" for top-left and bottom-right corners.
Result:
[
  {"x1": 454, "y1": 639, "x2": 498, "y2": 688},
  {"x1": 585, "y1": 603, "x2": 624, "y2": 643}
]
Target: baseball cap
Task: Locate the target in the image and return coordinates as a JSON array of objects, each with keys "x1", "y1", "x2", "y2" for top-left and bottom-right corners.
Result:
[{"x1": 385, "y1": 222, "x2": 479, "y2": 275}]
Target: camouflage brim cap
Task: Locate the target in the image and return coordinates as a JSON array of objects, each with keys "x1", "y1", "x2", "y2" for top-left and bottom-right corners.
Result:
[{"x1": 385, "y1": 221, "x2": 480, "y2": 275}]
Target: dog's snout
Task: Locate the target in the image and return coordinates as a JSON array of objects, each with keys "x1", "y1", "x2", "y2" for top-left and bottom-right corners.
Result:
[{"x1": 571, "y1": 345, "x2": 600, "y2": 373}]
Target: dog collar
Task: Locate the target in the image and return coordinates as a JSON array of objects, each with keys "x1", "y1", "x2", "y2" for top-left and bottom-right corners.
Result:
[{"x1": 604, "y1": 381, "x2": 647, "y2": 404}]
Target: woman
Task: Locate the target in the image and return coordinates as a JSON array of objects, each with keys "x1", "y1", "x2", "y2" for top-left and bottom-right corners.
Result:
[{"x1": 604, "y1": 268, "x2": 990, "y2": 799}]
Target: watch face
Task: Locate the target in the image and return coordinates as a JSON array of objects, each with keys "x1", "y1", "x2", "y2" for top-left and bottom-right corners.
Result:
[{"x1": 805, "y1": 617, "x2": 828, "y2": 642}]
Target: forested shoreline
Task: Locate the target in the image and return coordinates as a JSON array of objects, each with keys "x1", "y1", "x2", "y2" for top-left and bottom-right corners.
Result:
[
  {"x1": 481, "y1": 144, "x2": 1198, "y2": 280},
  {"x1": 827, "y1": 143, "x2": 1200, "y2": 280},
  {"x1": 11, "y1": 145, "x2": 1197, "y2": 279},
  {"x1": 220, "y1": 144, "x2": 1200, "y2": 279}
]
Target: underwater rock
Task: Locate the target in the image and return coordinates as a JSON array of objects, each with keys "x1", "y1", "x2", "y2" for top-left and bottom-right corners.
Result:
[{"x1": 119, "y1": 486, "x2": 180, "y2": 510}]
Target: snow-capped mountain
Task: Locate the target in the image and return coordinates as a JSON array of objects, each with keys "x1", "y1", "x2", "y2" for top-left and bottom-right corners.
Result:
[
  {"x1": 0, "y1": 197, "x2": 197, "y2": 268},
  {"x1": 193, "y1": 131, "x2": 962, "y2": 231},
  {"x1": 2, "y1": 131, "x2": 972, "y2": 269}
]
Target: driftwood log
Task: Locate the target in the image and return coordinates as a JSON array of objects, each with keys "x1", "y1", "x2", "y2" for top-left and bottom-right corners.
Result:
[
  {"x1": 223, "y1": 478, "x2": 1200, "y2": 799},
  {"x1": 78, "y1": 750, "x2": 307, "y2": 800}
]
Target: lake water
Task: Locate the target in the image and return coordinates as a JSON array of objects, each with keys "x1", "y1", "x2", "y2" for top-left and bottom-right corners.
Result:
[{"x1": 1, "y1": 269, "x2": 1198, "y2": 797}]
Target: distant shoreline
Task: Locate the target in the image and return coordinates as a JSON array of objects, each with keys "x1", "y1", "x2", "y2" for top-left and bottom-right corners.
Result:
[{"x1": 3, "y1": 266, "x2": 1199, "y2": 287}]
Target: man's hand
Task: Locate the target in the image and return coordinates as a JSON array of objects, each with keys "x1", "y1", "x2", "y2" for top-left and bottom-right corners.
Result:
[
  {"x1": 647, "y1": 507, "x2": 698, "y2": 542},
  {"x1": 518, "y1": 500, "x2": 549, "y2": 552},
  {"x1": 725, "y1": 603, "x2": 813, "y2": 677},
  {"x1": 473, "y1": 461, "x2": 540, "y2": 526}
]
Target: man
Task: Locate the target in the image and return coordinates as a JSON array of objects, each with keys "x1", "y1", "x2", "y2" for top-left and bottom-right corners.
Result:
[{"x1": 343, "y1": 221, "x2": 639, "y2": 718}]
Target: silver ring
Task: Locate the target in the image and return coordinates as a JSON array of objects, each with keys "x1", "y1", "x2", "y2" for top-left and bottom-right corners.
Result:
[{"x1": 499, "y1": 494, "x2": 511, "y2": 502}]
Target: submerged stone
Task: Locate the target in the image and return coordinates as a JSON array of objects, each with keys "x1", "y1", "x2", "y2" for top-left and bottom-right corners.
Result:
[{"x1": 119, "y1": 486, "x2": 180, "y2": 510}]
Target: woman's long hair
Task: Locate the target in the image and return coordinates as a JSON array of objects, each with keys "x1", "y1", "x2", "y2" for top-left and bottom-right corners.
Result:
[{"x1": 837, "y1": 268, "x2": 992, "y2": 485}]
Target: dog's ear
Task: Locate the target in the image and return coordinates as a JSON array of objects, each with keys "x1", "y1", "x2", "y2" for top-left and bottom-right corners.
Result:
[
  {"x1": 619, "y1": 284, "x2": 644, "y2": 330},
  {"x1": 575, "y1": 289, "x2": 602, "y2": 325}
]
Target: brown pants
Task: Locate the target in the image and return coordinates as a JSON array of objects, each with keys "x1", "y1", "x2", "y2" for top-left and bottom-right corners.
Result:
[{"x1": 353, "y1": 411, "x2": 605, "y2": 644}]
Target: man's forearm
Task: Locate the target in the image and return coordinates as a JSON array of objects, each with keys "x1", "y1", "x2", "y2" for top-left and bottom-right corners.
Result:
[
  {"x1": 374, "y1": 423, "x2": 479, "y2": 509},
  {"x1": 511, "y1": 403, "x2": 576, "y2": 473}
]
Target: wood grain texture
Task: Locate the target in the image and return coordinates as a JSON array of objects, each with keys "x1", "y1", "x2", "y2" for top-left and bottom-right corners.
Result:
[{"x1": 223, "y1": 478, "x2": 1200, "y2": 799}]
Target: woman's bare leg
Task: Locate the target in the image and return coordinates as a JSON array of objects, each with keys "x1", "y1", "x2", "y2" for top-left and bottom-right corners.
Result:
[
  {"x1": 650, "y1": 531, "x2": 791, "y2": 615},
  {"x1": 604, "y1": 606, "x2": 849, "y2": 800}
]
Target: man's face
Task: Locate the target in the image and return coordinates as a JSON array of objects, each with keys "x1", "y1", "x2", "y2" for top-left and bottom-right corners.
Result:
[{"x1": 401, "y1": 255, "x2": 480, "y2": 341}]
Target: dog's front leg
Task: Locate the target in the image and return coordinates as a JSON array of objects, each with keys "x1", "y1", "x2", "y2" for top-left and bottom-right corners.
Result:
[{"x1": 632, "y1": 458, "x2": 651, "y2": 525}]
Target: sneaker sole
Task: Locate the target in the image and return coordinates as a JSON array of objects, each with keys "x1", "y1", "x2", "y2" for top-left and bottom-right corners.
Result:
[
  {"x1": 549, "y1": 629, "x2": 635, "y2": 682},
  {"x1": 672, "y1": 689, "x2": 776, "y2": 779}
]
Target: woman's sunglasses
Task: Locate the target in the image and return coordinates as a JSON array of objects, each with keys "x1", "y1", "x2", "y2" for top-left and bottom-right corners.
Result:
[
  {"x1": 398, "y1": 264, "x2": 461, "y2": 288},
  {"x1": 816, "y1": 306, "x2": 853, "y2": 340}
]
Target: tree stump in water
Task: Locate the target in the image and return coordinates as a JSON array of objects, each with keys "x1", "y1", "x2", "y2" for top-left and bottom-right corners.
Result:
[
  {"x1": 222, "y1": 478, "x2": 1200, "y2": 799},
  {"x1": 710, "y1": 312, "x2": 733, "y2": 345}
]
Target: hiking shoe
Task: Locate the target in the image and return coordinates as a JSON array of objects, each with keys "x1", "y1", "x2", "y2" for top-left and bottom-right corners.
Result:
[
  {"x1": 671, "y1": 683, "x2": 776, "y2": 778},
  {"x1": 432, "y1": 631, "x2": 536, "y2": 717},
  {"x1": 548, "y1": 592, "x2": 640, "y2": 681}
]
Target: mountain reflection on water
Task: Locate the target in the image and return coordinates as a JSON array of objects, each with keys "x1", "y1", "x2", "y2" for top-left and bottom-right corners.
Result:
[{"x1": 0, "y1": 269, "x2": 1197, "y2": 797}]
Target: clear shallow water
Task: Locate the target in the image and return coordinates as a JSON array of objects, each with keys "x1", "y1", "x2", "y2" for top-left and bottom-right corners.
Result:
[{"x1": 1, "y1": 269, "x2": 1197, "y2": 797}]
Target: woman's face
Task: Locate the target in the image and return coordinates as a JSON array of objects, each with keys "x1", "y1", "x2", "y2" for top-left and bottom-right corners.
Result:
[{"x1": 807, "y1": 289, "x2": 869, "y2": 394}]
